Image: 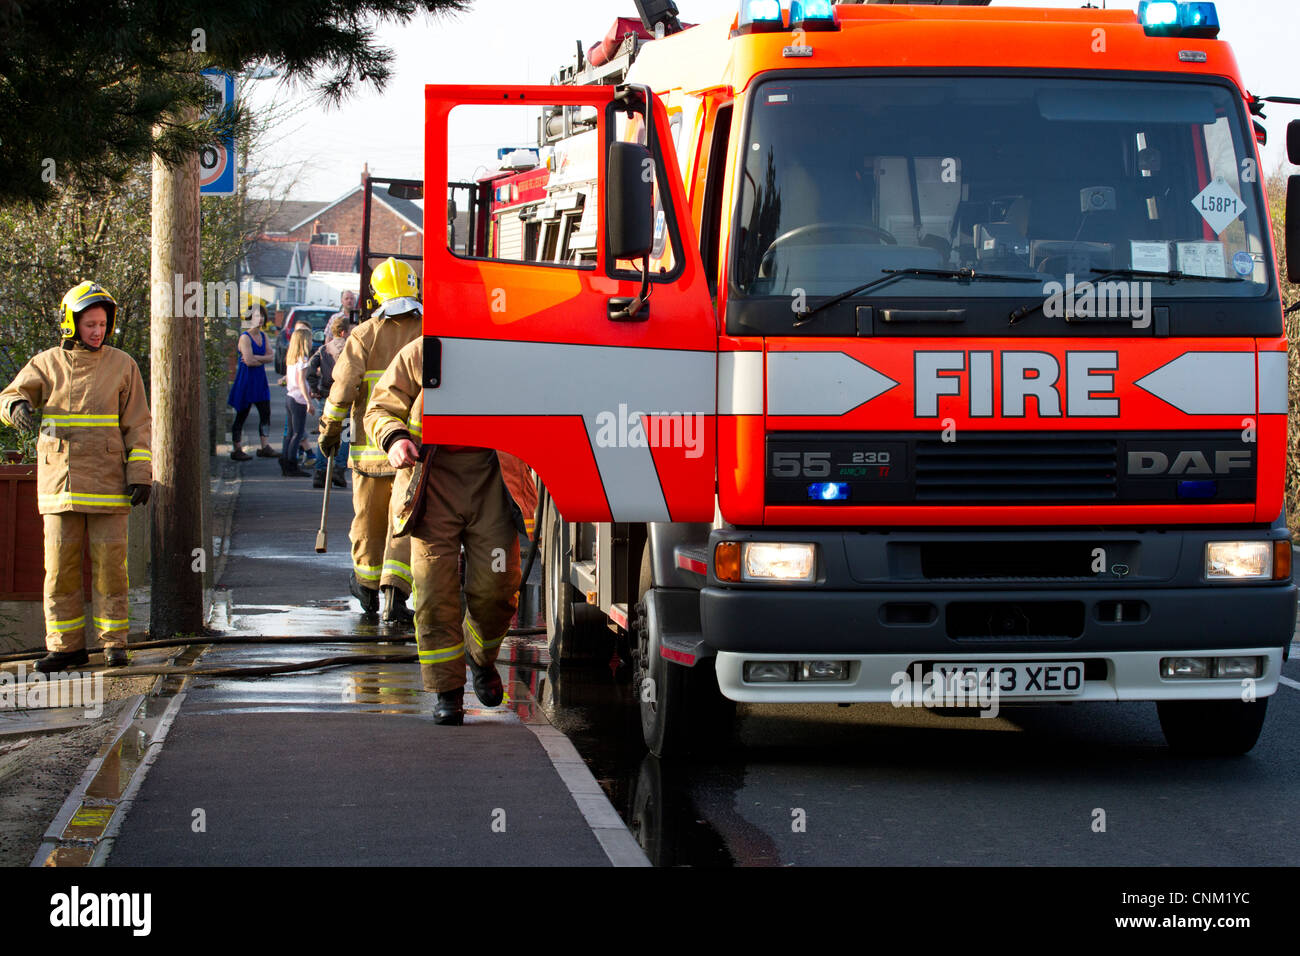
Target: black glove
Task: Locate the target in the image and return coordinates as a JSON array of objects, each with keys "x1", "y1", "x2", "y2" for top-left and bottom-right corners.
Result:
[
  {"x1": 318, "y1": 417, "x2": 343, "y2": 456},
  {"x1": 129, "y1": 484, "x2": 151, "y2": 507},
  {"x1": 9, "y1": 400, "x2": 36, "y2": 432}
]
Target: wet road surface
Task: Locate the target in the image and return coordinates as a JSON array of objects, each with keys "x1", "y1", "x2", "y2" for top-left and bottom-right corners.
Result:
[{"x1": 541, "y1": 643, "x2": 1300, "y2": 866}]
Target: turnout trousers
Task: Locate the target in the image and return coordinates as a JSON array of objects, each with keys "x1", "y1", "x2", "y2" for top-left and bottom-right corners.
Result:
[
  {"x1": 350, "y1": 471, "x2": 412, "y2": 596},
  {"x1": 43, "y1": 511, "x2": 129, "y2": 652},
  {"x1": 412, "y1": 450, "x2": 521, "y2": 693}
]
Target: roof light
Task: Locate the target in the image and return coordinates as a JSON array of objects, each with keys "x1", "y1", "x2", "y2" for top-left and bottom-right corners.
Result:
[
  {"x1": 737, "y1": 0, "x2": 784, "y2": 35},
  {"x1": 1139, "y1": 1, "x2": 1179, "y2": 29},
  {"x1": 1138, "y1": 1, "x2": 1219, "y2": 39},
  {"x1": 790, "y1": 0, "x2": 838, "y2": 32},
  {"x1": 1179, "y1": 2, "x2": 1220, "y2": 39}
]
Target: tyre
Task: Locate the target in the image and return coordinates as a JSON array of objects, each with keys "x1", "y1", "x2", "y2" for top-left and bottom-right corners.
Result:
[
  {"x1": 632, "y1": 542, "x2": 734, "y2": 759},
  {"x1": 542, "y1": 501, "x2": 602, "y2": 663},
  {"x1": 1157, "y1": 697, "x2": 1268, "y2": 756}
]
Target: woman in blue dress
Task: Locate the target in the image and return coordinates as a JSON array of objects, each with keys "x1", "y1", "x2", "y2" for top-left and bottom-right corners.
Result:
[{"x1": 227, "y1": 304, "x2": 277, "y2": 461}]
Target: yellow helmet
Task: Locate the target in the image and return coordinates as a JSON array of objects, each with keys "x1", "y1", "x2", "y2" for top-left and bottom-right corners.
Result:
[
  {"x1": 60, "y1": 281, "x2": 117, "y2": 348},
  {"x1": 369, "y1": 257, "x2": 421, "y2": 318}
]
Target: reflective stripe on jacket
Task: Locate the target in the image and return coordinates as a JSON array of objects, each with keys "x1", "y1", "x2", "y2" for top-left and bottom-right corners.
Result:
[
  {"x1": 321, "y1": 312, "x2": 420, "y2": 477},
  {"x1": 0, "y1": 344, "x2": 152, "y2": 514}
]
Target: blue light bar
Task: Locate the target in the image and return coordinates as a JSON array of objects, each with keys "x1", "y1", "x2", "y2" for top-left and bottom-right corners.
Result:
[
  {"x1": 1138, "y1": 1, "x2": 1219, "y2": 39},
  {"x1": 737, "y1": 0, "x2": 784, "y2": 35},
  {"x1": 1139, "y1": 0, "x2": 1179, "y2": 28},
  {"x1": 1179, "y1": 2, "x2": 1220, "y2": 39},
  {"x1": 808, "y1": 482, "x2": 850, "y2": 501},
  {"x1": 790, "y1": 0, "x2": 838, "y2": 32},
  {"x1": 1177, "y1": 480, "x2": 1218, "y2": 499}
]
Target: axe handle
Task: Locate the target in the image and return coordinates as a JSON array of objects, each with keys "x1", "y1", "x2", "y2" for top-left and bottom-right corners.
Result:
[{"x1": 315, "y1": 454, "x2": 334, "y2": 553}]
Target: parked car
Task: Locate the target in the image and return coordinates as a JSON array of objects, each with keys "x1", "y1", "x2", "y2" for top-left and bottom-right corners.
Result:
[{"x1": 273, "y1": 306, "x2": 335, "y2": 375}]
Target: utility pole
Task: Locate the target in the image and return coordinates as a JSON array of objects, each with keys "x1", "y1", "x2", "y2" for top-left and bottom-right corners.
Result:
[{"x1": 149, "y1": 129, "x2": 206, "y2": 637}]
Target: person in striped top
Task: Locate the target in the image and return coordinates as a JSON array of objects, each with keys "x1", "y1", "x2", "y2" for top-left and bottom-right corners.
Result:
[{"x1": 0, "y1": 282, "x2": 152, "y2": 672}]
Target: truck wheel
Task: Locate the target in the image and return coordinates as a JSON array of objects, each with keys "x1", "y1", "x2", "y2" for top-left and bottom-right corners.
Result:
[
  {"x1": 632, "y1": 542, "x2": 734, "y2": 759},
  {"x1": 543, "y1": 502, "x2": 601, "y2": 663},
  {"x1": 1156, "y1": 697, "x2": 1269, "y2": 756}
]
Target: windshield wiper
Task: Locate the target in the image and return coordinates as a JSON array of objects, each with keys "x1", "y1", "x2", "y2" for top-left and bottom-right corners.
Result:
[
  {"x1": 793, "y1": 267, "x2": 1042, "y2": 327},
  {"x1": 1008, "y1": 267, "x2": 1245, "y2": 326}
]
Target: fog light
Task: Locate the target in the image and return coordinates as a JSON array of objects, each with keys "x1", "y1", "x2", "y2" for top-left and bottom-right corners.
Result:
[
  {"x1": 1206, "y1": 541, "x2": 1272, "y2": 579},
  {"x1": 800, "y1": 660, "x2": 849, "y2": 681},
  {"x1": 742, "y1": 542, "x2": 816, "y2": 581},
  {"x1": 745, "y1": 661, "x2": 796, "y2": 682},
  {"x1": 1216, "y1": 656, "x2": 1262, "y2": 678},
  {"x1": 1161, "y1": 657, "x2": 1211, "y2": 678}
]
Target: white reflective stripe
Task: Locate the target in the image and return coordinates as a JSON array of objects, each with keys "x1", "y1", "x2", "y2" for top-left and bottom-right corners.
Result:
[
  {"x1": 127, "y1": 449, "x2": 151, "y2": 462},
  {"x1": 424, "y1": 338, "x2": 713, "y2": 522},
  {"x1": 582, "y1": 418, "x2": 670, "y2": 521},
  {"x1": 718, "y1": 351, "x2": 763, "y2": 415},
  {"x1": 766, "y1": 352, "x2": 898, "y2": 416},
  {"x1": 1258, "y1": 351, "x2": 1288, "y2": 415},
  {"x1": 50, "y1": 616, "x2": 86, "y2": 632},
  {"x1": 1134, "y1": 352, "x2": 1256, "y2": 415},
  {"x1": 425, "y1": 339, "x2": 714, "y2": 415},
  {"x1": 323, "y1": 401, "x2": 349, "y2": 421}
]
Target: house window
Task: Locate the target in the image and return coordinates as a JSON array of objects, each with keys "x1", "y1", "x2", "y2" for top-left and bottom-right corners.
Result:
[
  {"x1": 286, "y1": 277, "x2": 306, "y2": 302},
  {"x1": 310, "y1": 233, "x2": 339, "y2": 246}
]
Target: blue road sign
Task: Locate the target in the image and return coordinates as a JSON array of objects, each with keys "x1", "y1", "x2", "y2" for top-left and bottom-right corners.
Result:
[{"x1": 200, "y1": 69, "x2": 236, "y2": 196}]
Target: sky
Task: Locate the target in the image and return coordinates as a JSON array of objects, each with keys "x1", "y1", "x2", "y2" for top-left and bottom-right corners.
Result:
[{"x1": 240, "y1": 0, "x2": 1300, "y2": 205}]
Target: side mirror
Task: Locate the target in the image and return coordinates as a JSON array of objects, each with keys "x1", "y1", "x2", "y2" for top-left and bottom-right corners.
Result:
[
  {"x1": 1289, "y1": 119, "x2": 1300, "y2": 166},
  {"x1": 388, "y1": 183, "x2": 424, "y2": 200},
  {"x1": 1288, "y1": 175, "x2": 1300, "y2": 283},
  {"x1": 606, "y1": 141, "x2": 654, "y2": 260}
]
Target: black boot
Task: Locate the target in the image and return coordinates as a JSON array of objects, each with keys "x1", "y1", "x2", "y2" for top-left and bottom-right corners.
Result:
[
  {"x1": 381, "y1": 586, "x2": 414, "y2": 625},
  {"x1": 34, "y1": 649, "x2": 89, "y2": 673},
  {"x1": 280, "y1": 456, "x2": 311, "y2": 478},
  {"x1": 103, "y1": 647, "x2": 128, "y2": 667},
  {"x1": 349, "y1": 571, "x2": 380, "y2": 615},
  {"x1": 331, "y1": 468, "x2": 348, "y2": 489},
  {"x1": 468, "y1": 656, "x2": 504, "y2": 707},
  {"x1": 312, "y1": 469, "x2": 326, "y2": 488},
  {"x1": 432, "y1": 687, "x2": 465, "y2": 725}
]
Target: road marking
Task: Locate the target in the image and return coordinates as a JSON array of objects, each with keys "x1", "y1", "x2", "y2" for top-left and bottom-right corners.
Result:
[{"x1": 1278, "y1": 676, "x2": 1300, "y2": 692}]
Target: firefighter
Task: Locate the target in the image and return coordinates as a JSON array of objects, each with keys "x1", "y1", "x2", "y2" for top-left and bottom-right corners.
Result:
[
  {"x1": 0, "y1": 282, "x2": 152, "y2": 672},
  {"x1": 318, "y1": 257, "x2": 421, "y2": 623},
  {"x1": 365, "y1": 337, "x2": 525, "y2": 725}
]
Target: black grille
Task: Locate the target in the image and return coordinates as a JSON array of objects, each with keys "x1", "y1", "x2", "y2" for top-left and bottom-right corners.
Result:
[{"x1": 914, "y1": 436, "x2": 1118, "y2": 503}]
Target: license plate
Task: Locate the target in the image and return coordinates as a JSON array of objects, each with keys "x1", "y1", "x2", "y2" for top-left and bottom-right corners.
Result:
[{"x1": 932, "y1": 661, "x2": 1086, "y2": 697}]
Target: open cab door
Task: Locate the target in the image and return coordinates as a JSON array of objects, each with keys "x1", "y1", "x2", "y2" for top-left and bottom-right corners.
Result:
[{"x1": 422, "y1": 84, "x2": 717, "y2": 522}]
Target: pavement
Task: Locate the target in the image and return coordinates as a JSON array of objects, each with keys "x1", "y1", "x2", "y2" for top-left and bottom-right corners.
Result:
[{"x1": 30, "y1": 404, "x2": 647, "y2": 867}]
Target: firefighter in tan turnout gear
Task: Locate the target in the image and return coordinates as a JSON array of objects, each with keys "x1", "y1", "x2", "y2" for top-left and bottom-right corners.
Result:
[
  {"x1": 0, "y1": 282, "x2": 152, "y2": 672},
  {"x1": 318, "y1": 257, "x2": 421, "y2": 623},
  {"x1": 366, "y1": 337, "x2": 525, "y2": 725}
]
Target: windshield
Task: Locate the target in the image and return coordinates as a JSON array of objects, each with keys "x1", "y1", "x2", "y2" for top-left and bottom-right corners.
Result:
[{"x1": 734, "y1": 75, "x2": 1272, "y2": 305}]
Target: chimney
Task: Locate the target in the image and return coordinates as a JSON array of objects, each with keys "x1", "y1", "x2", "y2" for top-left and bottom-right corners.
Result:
[{"x1": 361, "y1": 162, "x2": 369, "y2": 185}]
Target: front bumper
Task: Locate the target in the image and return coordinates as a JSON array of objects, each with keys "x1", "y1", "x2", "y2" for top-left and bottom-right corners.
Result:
[
  {"x1": 692, "y1": 525, "x2": 1295, "y2": 703},
  {"x1": 714, "y1": 647, "x2": 1285, "y2": 703}
]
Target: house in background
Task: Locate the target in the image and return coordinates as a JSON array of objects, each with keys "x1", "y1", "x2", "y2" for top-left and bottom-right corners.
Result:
[{"x1": 241, "y1": 165, "x2": 424, "y2": 316}]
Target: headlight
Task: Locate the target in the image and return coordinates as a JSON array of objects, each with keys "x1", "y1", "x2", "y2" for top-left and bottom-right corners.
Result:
[
  {"x1": 1205, "y1": 542, "x2": 1272, "y2": 580},
  {"x1": 742, "y1": 542, "x2": 816, "y2": 582}
]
